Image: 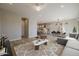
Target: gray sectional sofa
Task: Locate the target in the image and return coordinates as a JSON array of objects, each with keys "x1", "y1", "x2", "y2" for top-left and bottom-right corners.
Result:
[
  {"x1": 60, "y1": 33, "x2": 79, "y2": 56},
  {"x1": 61, "y1": 37, "x2": 79, "y2": 56}
]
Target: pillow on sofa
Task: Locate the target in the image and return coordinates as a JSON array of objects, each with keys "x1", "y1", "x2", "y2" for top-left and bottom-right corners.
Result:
[
  {"x1": 75, "y1": 34, "x2": 78, "y2": 39},
  {"x1": 66, "y1": 39, "x2": 79, "y2": 50},
  {"x1": 75, "y1": 34, "x2": 79, "y2": 40},
  {"x1": 77, "y1": 36, "x2": 79, "y2": 41}
]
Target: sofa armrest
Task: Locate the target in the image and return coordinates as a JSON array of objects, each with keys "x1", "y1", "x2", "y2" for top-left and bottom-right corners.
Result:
[{"x1": 4, "y1": 40, "x2": 16, "y2": 56}]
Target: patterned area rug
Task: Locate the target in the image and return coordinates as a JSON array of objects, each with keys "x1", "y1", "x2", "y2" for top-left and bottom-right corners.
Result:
[{"x1": 14, "y1": 35, "x2": 64, "y2": 56}]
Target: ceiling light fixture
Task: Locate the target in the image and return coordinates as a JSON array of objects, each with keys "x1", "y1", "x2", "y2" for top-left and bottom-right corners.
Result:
[
  {"x1": 60, "y1": 5, "x2": 64, "y2": 8},
  {"x1": 35, "y1": 6, "x2": 41, "y2": 11},
  {"x1": 9, "y1": 3, "x2": 13, "y2": 5},
  {"x1": 33, "y1": 3, "x2": 46, "y2": 11}
]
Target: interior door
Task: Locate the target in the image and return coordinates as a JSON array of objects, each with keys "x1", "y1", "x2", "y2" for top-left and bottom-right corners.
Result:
[{"x1": 21, "y1": 17, "x2": 28, "y2": 38}]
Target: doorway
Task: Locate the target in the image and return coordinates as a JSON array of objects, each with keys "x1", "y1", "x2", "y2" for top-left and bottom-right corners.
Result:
[{"x1": 21, "y1": 17, "x2": 29, "y2": 38}]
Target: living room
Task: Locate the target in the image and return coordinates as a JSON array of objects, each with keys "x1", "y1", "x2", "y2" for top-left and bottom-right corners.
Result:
[{"x1": 0, "y1": 3, "x2": 79, "y2": 56}]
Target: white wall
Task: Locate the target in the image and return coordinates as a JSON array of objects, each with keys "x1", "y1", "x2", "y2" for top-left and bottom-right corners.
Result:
[
  {"x1": 48, "y1": 22, "x2": 62, "y2": 33},
  {"x1": 0, "y1": 10, "x2": 37, "y2": 41},
  {"x1": 47, "y1": 19, "x2": 79, "y2": 35},
  {"x1": 0, "y1": 9, "x2": 78, "y2": 41},
  {"x1": 29, "y1": 18, "x2": 37, "y2": 38},
  {"x1": 63, "y1": 19, "x2": 79, "y2": 35},
  {"x1": 0, "y1": 15, "x2": 1, "y2": 35},
  {"x1": 78, "y1": 22, "x2": 79, "y2": 33},
  {"x1": 0, "y1": 11, "x2": 2, "y2": 35},
  {"x1": 1, "y1": 11, "x2": 21, "y2": 41}
]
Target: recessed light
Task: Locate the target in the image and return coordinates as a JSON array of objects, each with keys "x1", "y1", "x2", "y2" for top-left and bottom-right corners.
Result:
[
  {"x1": 35, "y1": 6, "x2": 41, "y2": 11},
  {"x1": 33, "y1": 3, "x2": 46, "y2": 11},
  {"x1": 9, "y1": 3, "x2": 13, "y2": 5},
  {"x1": 60, "y1": 5, "x2": 64, "y2": 8}
]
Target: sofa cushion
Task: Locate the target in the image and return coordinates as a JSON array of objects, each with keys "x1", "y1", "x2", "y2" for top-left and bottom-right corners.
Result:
[
  {"x1": 61, "y1": 37, "x2": 79, "y2": 56},
  {"x1": 66, "y1": 39, "x2": 79, "y2": 50},
  {"x1": 62, "y1": 47, "x2": 79, "y2": 56}
]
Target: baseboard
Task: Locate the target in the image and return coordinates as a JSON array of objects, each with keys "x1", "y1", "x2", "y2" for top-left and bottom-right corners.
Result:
[{"x1": 9, "y1": 37, "x2": 21, "y2": 41}]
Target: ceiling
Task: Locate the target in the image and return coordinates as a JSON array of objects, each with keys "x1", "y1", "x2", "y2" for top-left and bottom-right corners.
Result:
[{"x1": 0, "y1": 3, "x2": 79, "y2": 23}]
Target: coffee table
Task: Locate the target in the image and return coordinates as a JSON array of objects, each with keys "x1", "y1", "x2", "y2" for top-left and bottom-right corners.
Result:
[{"x1": 32, "y1": 39, "x2": 48, "y2": 50}]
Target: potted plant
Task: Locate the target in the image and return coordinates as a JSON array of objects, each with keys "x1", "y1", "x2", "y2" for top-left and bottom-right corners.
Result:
[{"x1": 73, "y1": 27, "x2": 77, "y2": 33}]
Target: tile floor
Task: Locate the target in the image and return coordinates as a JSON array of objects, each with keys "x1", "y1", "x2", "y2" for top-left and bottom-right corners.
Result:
[{"x1": 13, "y1": 35, "x2": 64, "y2": 56}]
